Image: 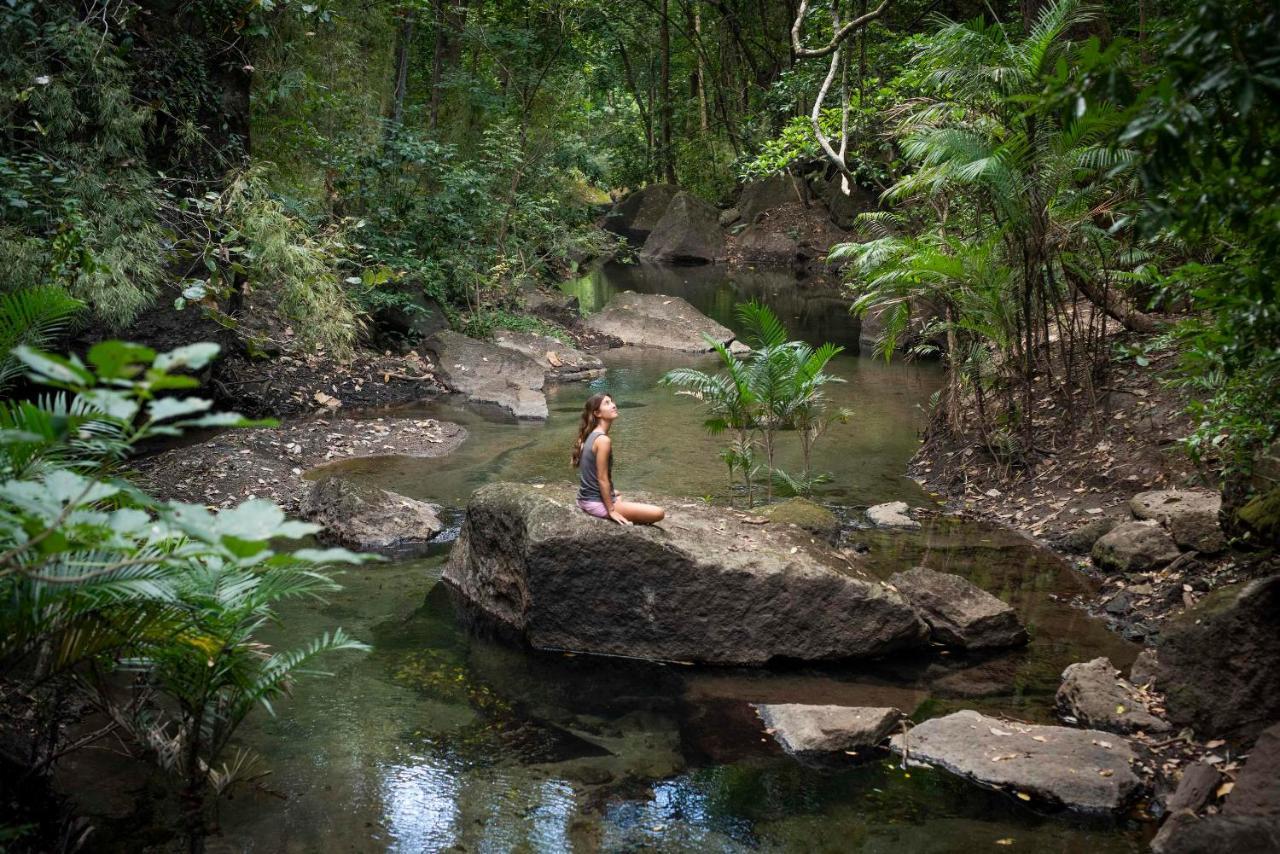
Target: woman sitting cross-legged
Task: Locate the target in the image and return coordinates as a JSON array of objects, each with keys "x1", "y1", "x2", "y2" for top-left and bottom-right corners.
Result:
[{"x1": 570, "y1": 393, "x2": 664, "y2": 526}]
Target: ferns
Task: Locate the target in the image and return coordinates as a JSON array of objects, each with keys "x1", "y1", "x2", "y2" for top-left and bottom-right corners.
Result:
[{"x1": 0, "y1": 287, "x2": 84, "y2": 393}]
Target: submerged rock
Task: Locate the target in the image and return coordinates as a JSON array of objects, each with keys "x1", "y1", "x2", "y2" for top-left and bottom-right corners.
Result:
[
  {"x1": 758, "y1": 497, "x2": 840, "y2": 542},
  {"x1": 442, "y1": 483, "x2": 928, "y2": 665},
  {"x1": 491, "y1": 329, "x2": 605, "y2": 383},
  {"x1": 302, "y1": 476, "x2": 443, "y2": 557},
  {"x1": 1149, "y1": 575, "x2": 1280, "y2": 742},
  {"x1": 865, "y1": 501, "x2": 920, "y2": 529},
  {"x1": 602, "y1": 184, "x2": 679, "y2": 245},
  {"x1": 888, "y1": 567, "x2": 1028, "y2": 650},
  {"x1": 1091, "y1": 520, "x2": 1180, "y2": 574},
  {"x1": 639, "y1": 191, "x2": 727, "y2": 264},
  {"x1": 890, "y1": 710, "x2": 1141, "y2": 813},
  {"x1": 426, "y1": 330, "x2": 548, "y2": 420},
  {"x1": 1055, "y1": 657, "x2": 1170, "y2": 734},
  {"x1": 1130, "y1": 489, "x2": 1225, "y2": 554},
  {"x1": 754, "y1": 704, "x2": 901, "y2": 759},
  {"x1": 582, "y1": 291, "x2": 746, "y2": 353}
]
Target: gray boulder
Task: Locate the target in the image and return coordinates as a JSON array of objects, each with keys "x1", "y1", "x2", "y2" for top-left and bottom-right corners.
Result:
[
  {"x1": 865, "y1": 501, "x2": 920, "y2": 529},
  {"x1": 602, "y1": 184, "x2": 679, "y2": 245},
  {"x1": 758, "y1": 497, "x2": 840, "y2": 542},
  {"x1": 1060, "y1": 517, "x2": 1121, "y2": 554},
  {"x1": 640, "y1": 191, "x2": 727, "y2": 263},
  {"x1": 1164, "y1": 761, "x2": 1221, "y2": 815},
  {"x1": 1055, "y1": 657, "x2": 1170, "y2": 734},
  {"x1": 1091, "y1": 520, "x2": 1180, "y2": 574},
  {"x1": 888, "y1": 567, "x2": 1028, "y2": 650},
  {"x1": 1130, "y1": 489, "x2": 1225, "y2": 554},
  {"x1": 754, "y1": 704, "x2": 901, "y2": 759},
  {"x1": 582, "y1": 291, "x2": 746, "y2": 353},
  {"x1": 302, "y1": 476, "x2": 442, "y2": 557},
  {"x1": 425, "y1": 330, "x2": 548, "y2": 420},
  {"x1": 1151, "y1": 811, "x2": 1280, "y2": 854},
  {"x1": 442, "y1": 483, "x2": 928, "y2": 665},
  {"x1": 491, "y1": 329, "x2": 604, "y2": 383},
  {"x1": 808, "y1": 171, "x2": 877, "y2": 228},
  {"x1": 1224, "y1": 721, "x2": 1280, "y2": 818},
  {"x1": 736, "y1": 175, "x2": 800, "y2": 225},
  {"x1": 890, "y1": 710, "x2": 1141, "y2": 813},
  {"x1": 1151, "y1": 575, "x2": 1280, "y2": 742},
  {"x1": 736, "y1": 225, "x2": 800, "y2": 265},
  {"x1": 718, "y1": 207, "x2": 741, "y2": 227}
]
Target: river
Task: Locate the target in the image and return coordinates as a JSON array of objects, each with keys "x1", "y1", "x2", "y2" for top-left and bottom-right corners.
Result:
[{"x1": 211, "y1": 262, "x2": 1148, "y2": 853}]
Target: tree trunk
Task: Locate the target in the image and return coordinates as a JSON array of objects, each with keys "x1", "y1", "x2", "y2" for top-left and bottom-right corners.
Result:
[
  {"x1": 659, "y1": 0, "x2": 676, "y2": 183},
  {"x1": 388, "y1": 11, "x2": 415, "y2": 133},
  {"x1": 694, "y1": 3, "x2": 709, "y2": 134},
  {"x1": 428, "y1": 0, "x2": 445, "y2": 130},
  {"x1": 1068, "y1": 270, "x2": 1159, "y2": 334}
]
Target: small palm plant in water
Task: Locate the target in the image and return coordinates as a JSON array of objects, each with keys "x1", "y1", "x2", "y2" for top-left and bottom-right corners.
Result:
[{"x1": 661, "y1": 301, "x2": 848, "y2": 506}]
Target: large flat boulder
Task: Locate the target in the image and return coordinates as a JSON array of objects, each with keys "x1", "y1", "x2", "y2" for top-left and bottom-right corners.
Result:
[
  {"x1": 890, "y1": 710, "x2": 1141, "y2": 813},
  {"x1": 1091, "y1": 520, "x2": 1180, "y2": 574},
  {"x1": 602, "y1": 184, "x2": 679, "y2": 245},
  {"x1": 639, "y1": 191, "x2": 727, "y2": 264},
  {"x1": 753, "y1": 704, "x2": 900, "y2": 759},
  {"x1": 1056, "y1": 657, "x2": 1170, "y2": 734},
  {"x1": 888, "y1": 567, "x2": 1028, "y2": 650},
  {"x1": 442, "y1": 483, "x2": 929, "y2": 665},
  {"x1": 302, "y1": 476, "x2": 443, "y2": 557},
  {"x1": 582, "y1": 291, "x2": 746, "y2": 353},
  {"x1": 425, "y1": 330, "x2": 548, "y2": 420},
  {"x1": 1150, "y1": 575, "x2": 1280, "y2": 742},
  {"x1": 1129, "y1": 489, "x2": 1225, "y2": 554},
  {"x1": 491, "y1": 329, "x2": 604, "y2": 383}
]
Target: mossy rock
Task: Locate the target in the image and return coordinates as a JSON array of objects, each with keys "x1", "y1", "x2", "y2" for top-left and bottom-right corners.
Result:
[
  {"x1": 1237, "y1": 487, "x2": 1280, "y2": 547},
  {"x1": 760, "y1": 498, "x2": 840, "y2": 542}
]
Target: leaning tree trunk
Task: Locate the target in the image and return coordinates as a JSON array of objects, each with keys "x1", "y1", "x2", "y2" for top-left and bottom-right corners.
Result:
[{"x1": 1069, "y1": 272, "x2": 1159, "y2": 334}]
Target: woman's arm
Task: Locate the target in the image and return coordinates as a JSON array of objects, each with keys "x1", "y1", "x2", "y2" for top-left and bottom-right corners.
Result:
[{"x1": 594, "y1": 436, "x2": 631, "y2": 525}]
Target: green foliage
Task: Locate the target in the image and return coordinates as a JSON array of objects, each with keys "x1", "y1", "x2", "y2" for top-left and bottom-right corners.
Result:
[
  {"x1": 0, "y1": 286, "x2": 84, "y2": 393},
  {"x1": 0, "y1": 340, "x2": 373, "y2": 842},
  {"x1": 662, "y1": 301, "x2": 846, "y2": 504}
]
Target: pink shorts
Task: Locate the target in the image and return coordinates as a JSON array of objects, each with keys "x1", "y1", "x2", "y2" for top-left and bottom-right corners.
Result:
[{"x1": 577, "y1": 498, "x2": 611, "y2": 518}]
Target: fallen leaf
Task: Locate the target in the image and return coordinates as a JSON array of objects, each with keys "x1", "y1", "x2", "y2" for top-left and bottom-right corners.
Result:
[
  {"x1": 546, "y1": 350, "x2": 563, "y2": 367},
  {"x1": 991, "y1": 753, "x2": 1019, "y2": 762},
  {"x1": 990, "y1": 727, "x2": 1013, "y2": 736},
  {"x1": 1216, "y1": 781, "x2": 1235, "y2": 798},
  {"x1": 995, "y1": 840, "x2": 1015, "y2": 847},
  {"x1": 1205, "y1": 739, "x2": 1226, "y2": 749},
  {"x1": 1099, "y1": 769, "x2": 1114, "y2": 777},
  {"x1": 1016, "y1": 792, "x2": 1032, "y2": 801},
  {"x1": 1115, "y1": 705, "x2": 1127, "y2": 715},
  {"x1": 1031, "y1": 735, "x2": 1047, "y2": 743}
]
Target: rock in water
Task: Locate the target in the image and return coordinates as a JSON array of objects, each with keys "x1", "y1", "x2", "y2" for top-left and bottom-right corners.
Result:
[
  {"x1": 888, "y1": 567, "x2": 1028, "y2": 650},
  {"x1": 1091, "y1": 520, "x2": 1180, "y2": 574},
  {"x1": 865, "y1": 501, "x2": 920, "y2": 529},
  {"x1": 303, "y1": 476, "x2": 443, "y2": 557},
  {"x1": 1056, "y1": 657, "x2": 1170, "y2": 734},
  {"x1": 639, "y1": 191, "x2": 727, "y2": 263},
  {"x1": 1129, "y1": 489, "x2": 1225, "y2": 554},
  {"x1": 1151, "y1": 574, "x2": 1280, "y2": 742},
  {"x1": 601, "y1": 184, "x2": 679, "y2": 245},
  {"x1": 890, "y1": 710, "x2": 1140, "y2": 813},
  {"x1": 491, "y1": 329, "x2": 605, "y2": 383},
  {"x1": 425, "y1": 330, "x2": 548, "y2": 420},
  {"x1": 754, "y1": 704, "x2": 901, "y2": 759},
  {"x1": 442, "y1": 483, "x2": 928, "y2": 665},
  {"x1": 582, "y1": 291, "x2": 745, "y2": 353}
]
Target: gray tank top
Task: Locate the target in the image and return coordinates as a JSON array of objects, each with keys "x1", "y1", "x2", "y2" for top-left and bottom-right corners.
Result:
[{"x1": 577, "y1": 429, "x2": 614, "y2": 501}]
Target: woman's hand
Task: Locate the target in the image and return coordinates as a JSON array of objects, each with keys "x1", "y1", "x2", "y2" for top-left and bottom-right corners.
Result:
[{"x1": 608, "y1": 508, "x2": 633, "y2": 526}]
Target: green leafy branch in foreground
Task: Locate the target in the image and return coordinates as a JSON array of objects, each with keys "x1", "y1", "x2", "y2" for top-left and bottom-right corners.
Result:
[{"x1": 0, "y1": 340, "x2": 375, "y2": 852}]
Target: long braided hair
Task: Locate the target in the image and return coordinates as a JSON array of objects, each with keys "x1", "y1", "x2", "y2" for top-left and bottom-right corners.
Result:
[{"x1": 571, "y1": 393, "x2": 611, "y2": 467}]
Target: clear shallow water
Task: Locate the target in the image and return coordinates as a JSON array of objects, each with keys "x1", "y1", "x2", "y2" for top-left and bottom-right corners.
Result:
[{"x1": 213, "y1": 263, "x2": 1147, "y2": 852}]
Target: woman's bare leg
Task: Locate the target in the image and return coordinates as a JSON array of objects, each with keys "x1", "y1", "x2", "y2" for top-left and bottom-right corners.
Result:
[{"x1": 613, "y1": 500, "x2": 665, "y2": 525}]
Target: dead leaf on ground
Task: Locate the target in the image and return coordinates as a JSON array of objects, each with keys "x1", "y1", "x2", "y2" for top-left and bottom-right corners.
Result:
[
  {"x1": 1216, "y1": 781, "x2": 1235, "y2": 798},
  {"x1": 546, "y1": 350, "x2": 563, "y2": 367}
]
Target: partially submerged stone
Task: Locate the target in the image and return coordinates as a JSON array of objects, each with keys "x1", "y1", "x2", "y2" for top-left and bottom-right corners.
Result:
[
  {"x1": 491, "y1": 328, "x2": 605, "y2": 383},
  {"x1": 443, "y1": 483, "x2": 928, "y2": 665},
  {"x1": 582, "y1": 291, "x2": 746, "y2": 353},
  {"x1": 426, "y1": 330, "x2": 548, "y2": 420},
  {"x1": 302, "y1": 476, "x2": 443, "y2": 557},
  {"x1": 1130, "y1": 489, "x2": 1225, "y2": 554},
  {"x1": 890, "y1": 710, "x2": 1141, "y2": 813},
  {"x1": 639, "y1": 191, "x2": 727, "y2": 263},
  {"x1": 758, "y1": 497, "x2": 840, "y2": 542},
  {"x1": 1056, "y1": 657, "x2": 1170, "y2": 734},
  {"x1": 1091, "y1": 520, "x2": 1180, "y2": 574},
  {"x1": 754, "y1": 704, "x2": 900, "y2": 759},
  {"x1": 888, "y1": 567, "x2": 1028, "y2": 650},
  {"x1": 865, "y1": 501, "x2": 920, "y2": 529}
]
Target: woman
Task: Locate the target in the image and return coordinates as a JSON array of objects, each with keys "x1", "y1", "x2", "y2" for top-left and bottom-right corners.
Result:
[{"x1": 571, "y1": 393, "x2": 665, "y2": 525}]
